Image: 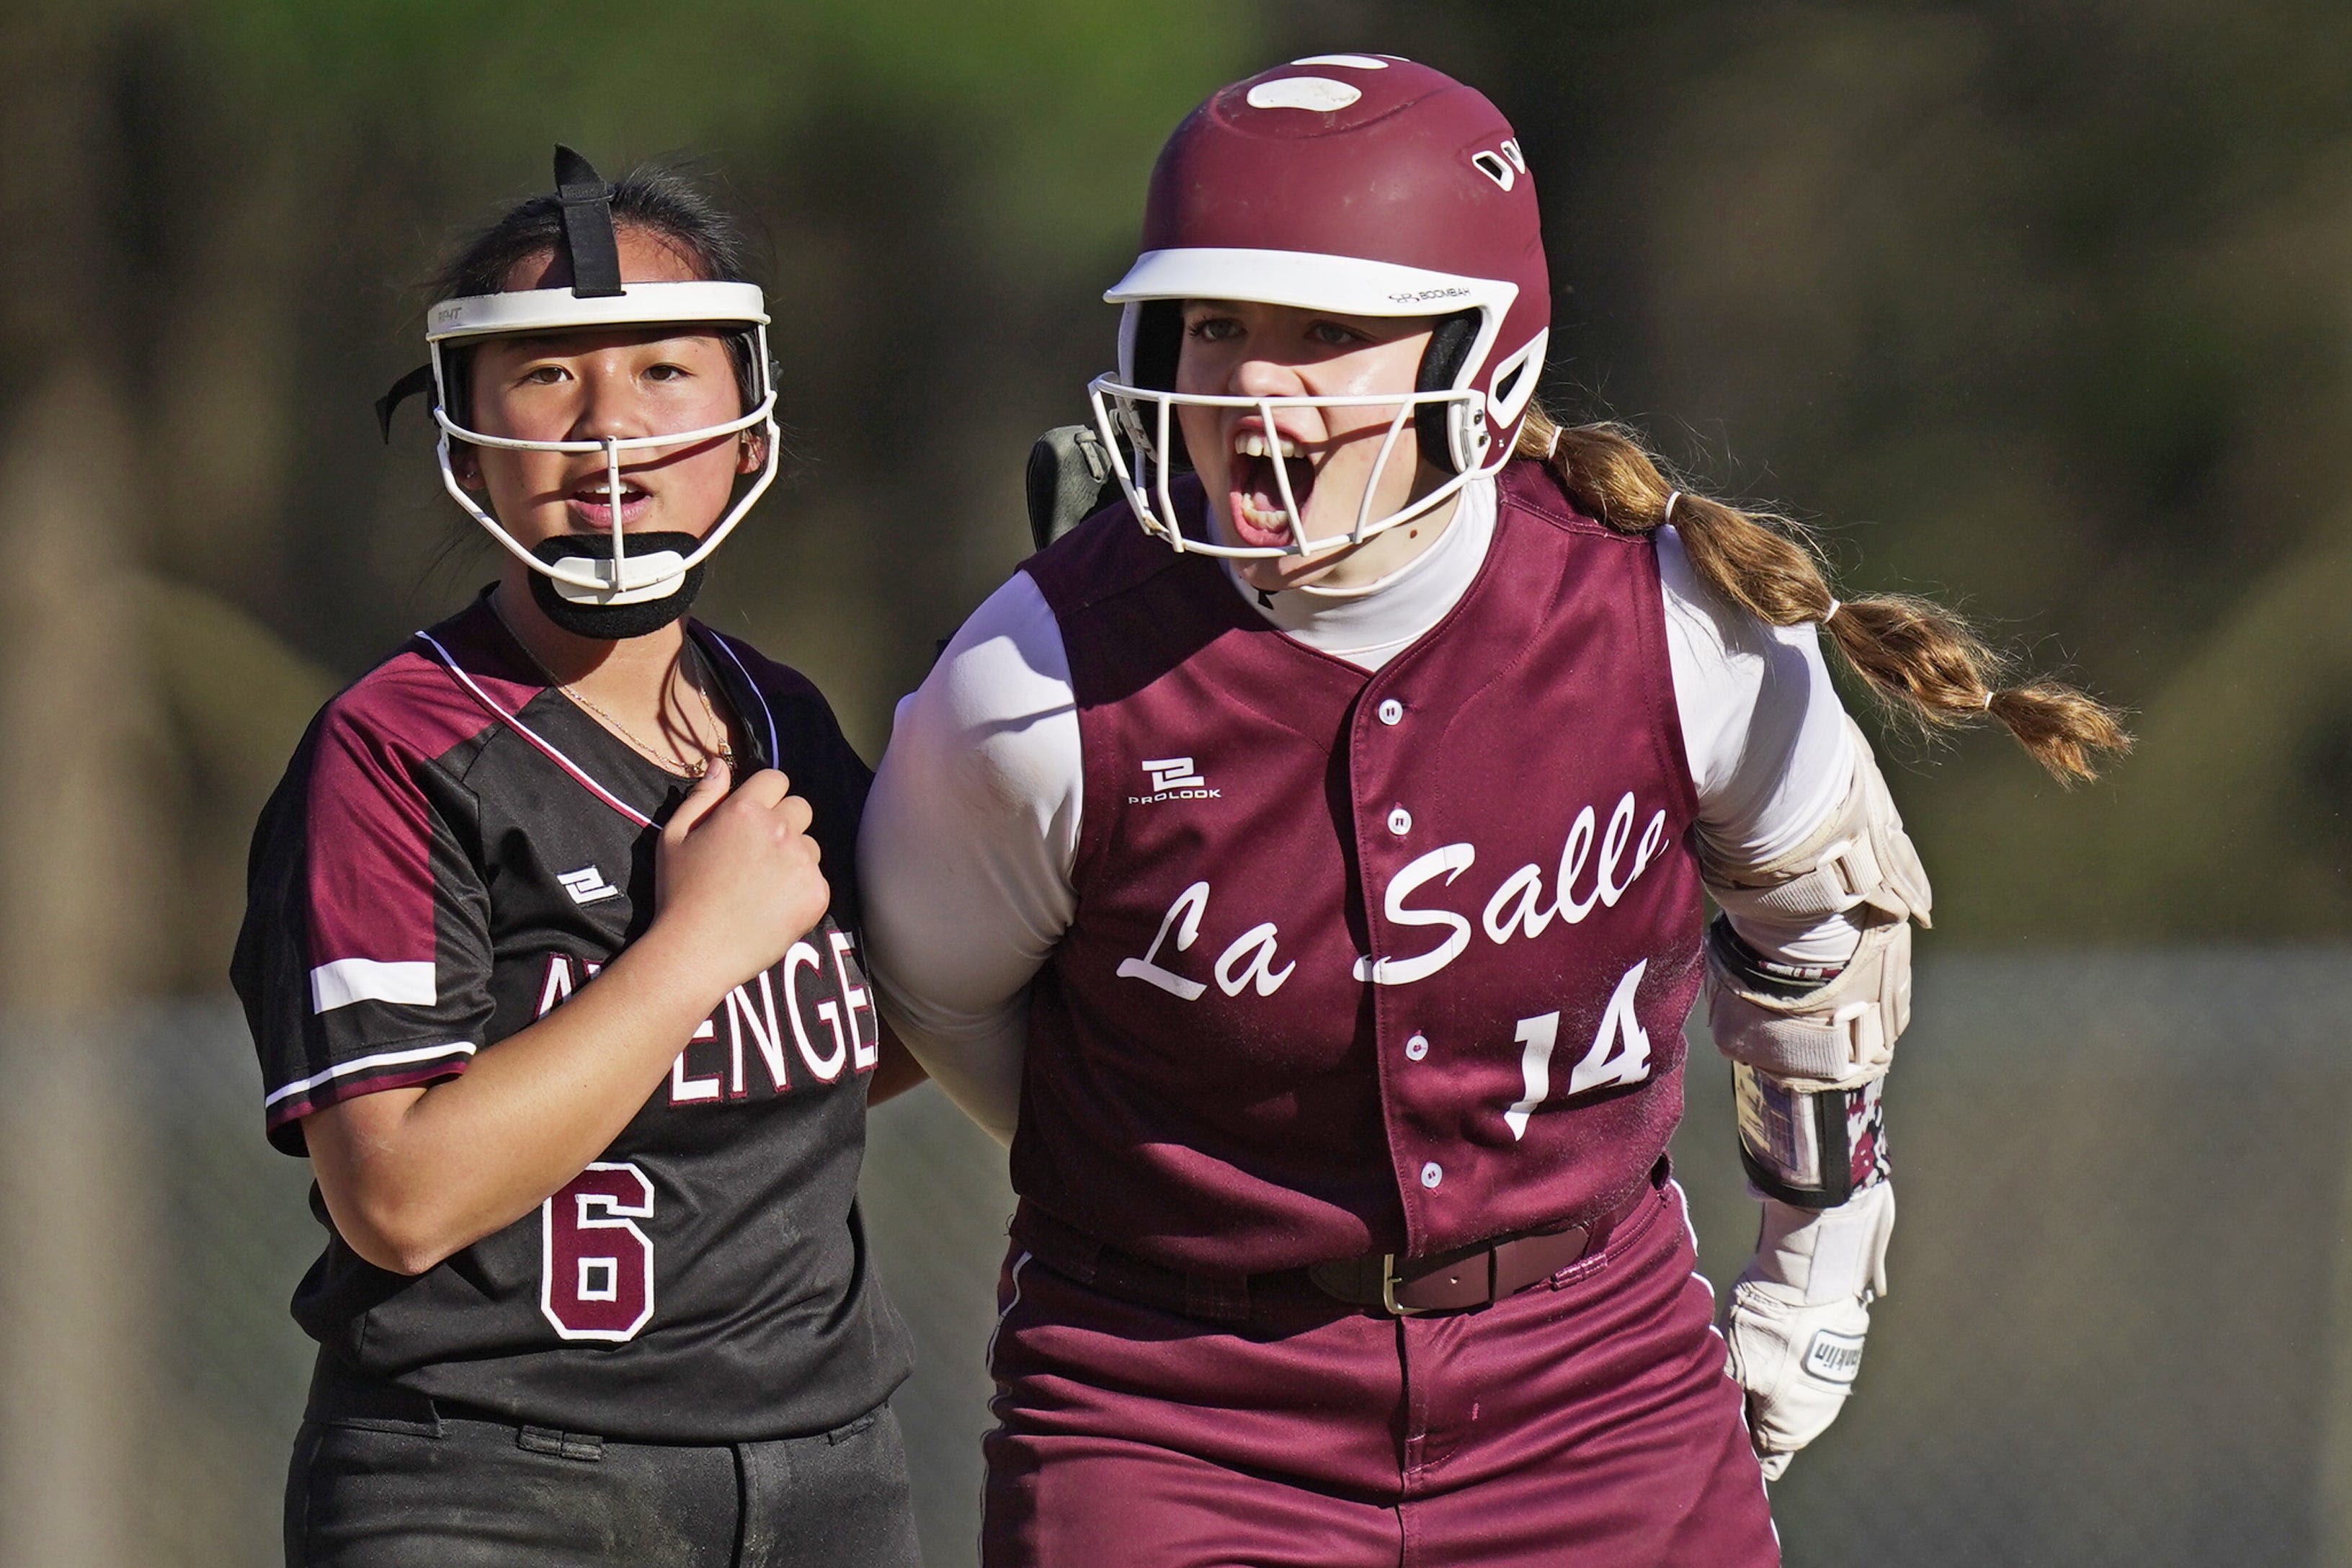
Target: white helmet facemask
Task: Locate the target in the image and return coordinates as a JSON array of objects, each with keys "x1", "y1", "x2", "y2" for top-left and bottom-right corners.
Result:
[
  {"x1": 1087, "y1": 247, "x2": 1536, "y2": 561},
  {"x1": 379, "y1": 148, "x2": 780, "y2": 636}
]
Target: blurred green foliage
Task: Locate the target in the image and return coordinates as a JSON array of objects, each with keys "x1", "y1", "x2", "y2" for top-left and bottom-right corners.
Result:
[
  {"x1": 1386, "y1": 0, "x2": 2352, "y2": 938},
  {"x1": 197, "y1": 0, "x2": 1249, "y2": 257},
  {"x1": 4, "y1": 0, "x2": 2348, "y2": 992}
]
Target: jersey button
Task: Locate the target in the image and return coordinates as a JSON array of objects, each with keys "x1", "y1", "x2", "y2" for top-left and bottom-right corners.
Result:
[
  {"x1": 1387, "y1": 806, "x2": 1412, "y2": 836},
  {"x1": 1404, "y1": 1033, "x2": 1430, "y2": 1061},
  {"x1": 1377, "y1": 698, "x2": 1404, "y2": 726},
  {"x1": 1420, "y1": 1160, "x2": 1444, "y2": 1190}
]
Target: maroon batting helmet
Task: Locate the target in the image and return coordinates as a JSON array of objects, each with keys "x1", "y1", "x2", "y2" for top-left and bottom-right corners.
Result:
[{"x1": 1089, "y1": 55, "x2": 1550, "y2": 558}]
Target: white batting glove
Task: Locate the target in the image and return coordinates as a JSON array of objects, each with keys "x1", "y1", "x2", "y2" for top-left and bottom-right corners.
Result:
[{"x1": 1724, "y1": 1180, "x2": 1894, "y2": 1480}]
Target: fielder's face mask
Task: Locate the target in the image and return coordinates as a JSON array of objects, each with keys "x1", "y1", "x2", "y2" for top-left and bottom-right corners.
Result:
[{"x1": 380, "y1": 148, "x2": 779, "y2": 636}]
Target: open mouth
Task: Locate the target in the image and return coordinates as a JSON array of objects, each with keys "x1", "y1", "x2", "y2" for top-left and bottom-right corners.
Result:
[
  {"x1": 566, "y1": 478, "x2": 653, "y2": 527},
  {"x1": 1229, "y1": 430, "x2": 1316, "y2": 549}
]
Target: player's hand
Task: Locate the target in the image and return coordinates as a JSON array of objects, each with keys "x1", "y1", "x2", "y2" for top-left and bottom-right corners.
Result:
[
  {"x1": 653, "y1": 760, "x2": 830, "y2": 993},
  {"x1": 1723, "y1": 1182, "x2": 1894, "y2": 1481},
  {"x1": 1726, "y1": 1280, "x2": 1871, "y2": 1479}
]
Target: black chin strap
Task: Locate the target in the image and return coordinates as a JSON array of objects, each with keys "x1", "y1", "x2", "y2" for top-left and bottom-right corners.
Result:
[
  {"x1": 553, "y1": 144, "x2": 624, "y2": 298},
  {"x1": 375, "y1": 363, "x2": 435, "y2": 442},
  {"x1": 378, "y1": 147, "x2": 623, "y2": 439}
]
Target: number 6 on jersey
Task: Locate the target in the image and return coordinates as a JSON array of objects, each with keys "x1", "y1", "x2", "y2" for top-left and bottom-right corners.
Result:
[
  {"x1": 541, "y1": 1162, "x2": 656, "y2": 1342},
  {"x1": 1505, "y1": 960, "x2": 1653, "y2": 1140}
]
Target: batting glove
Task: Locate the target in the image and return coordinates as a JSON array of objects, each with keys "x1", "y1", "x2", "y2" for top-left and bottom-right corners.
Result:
[{"x1": 1724, "y1": 1179, "x2": 1894, "y2": 1480}]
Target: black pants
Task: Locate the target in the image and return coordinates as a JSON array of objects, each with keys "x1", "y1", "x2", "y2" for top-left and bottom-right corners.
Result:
[{"x1": 285, "y1": 1401, "x2": 922, "y2": 1568}]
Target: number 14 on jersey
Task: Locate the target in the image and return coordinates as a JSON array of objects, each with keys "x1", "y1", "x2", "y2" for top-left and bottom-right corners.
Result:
[{"x1": 1504, "y1": 960, "x2": 1652, "y2": 1140}]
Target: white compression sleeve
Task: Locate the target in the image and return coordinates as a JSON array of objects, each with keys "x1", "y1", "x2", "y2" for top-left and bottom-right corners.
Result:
[
  {"x1": 1657, "y1": 526, "x2": 1864, "y2": 968},
  {"x1": 857, "y1": 571, "x2": 1079, "y2": 1146}
]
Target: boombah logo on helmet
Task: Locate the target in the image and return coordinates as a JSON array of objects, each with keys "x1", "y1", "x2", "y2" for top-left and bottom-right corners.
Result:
[
  {"x1": 1089, "y1": 55, "x2": 1549, "y2": 559},
  {"x1": 378, "y1": 148, "x2": 782, "y2": 638}
]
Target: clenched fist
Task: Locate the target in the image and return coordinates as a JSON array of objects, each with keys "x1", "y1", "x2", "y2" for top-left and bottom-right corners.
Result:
[
  {"x1": 1724, "y1": 1181, "x2": 1894, "y2": 1481},
  {"x1": 653, "y1": 760, "x2": 832, "y2": 996}
]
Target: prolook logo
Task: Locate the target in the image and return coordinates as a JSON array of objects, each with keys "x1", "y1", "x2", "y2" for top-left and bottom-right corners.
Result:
[{"x1": 1130, "y1": 757, "x2": 1221, "y2": 805}]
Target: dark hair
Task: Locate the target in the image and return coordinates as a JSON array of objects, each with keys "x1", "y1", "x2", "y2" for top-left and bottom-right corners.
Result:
[{"x1": 429, "y1": 161, "x2": 762, "y2": 425}]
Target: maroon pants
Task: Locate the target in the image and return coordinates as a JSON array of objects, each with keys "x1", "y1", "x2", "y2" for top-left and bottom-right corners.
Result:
[{"x1": 981, "y1": 1181, "x2": 1778, "y2": 1567}]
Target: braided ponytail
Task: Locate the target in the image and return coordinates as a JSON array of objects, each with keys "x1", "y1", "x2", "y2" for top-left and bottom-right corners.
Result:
[{"x1": 1517, "y1": 409, "x2": 2129, "y2": 783}]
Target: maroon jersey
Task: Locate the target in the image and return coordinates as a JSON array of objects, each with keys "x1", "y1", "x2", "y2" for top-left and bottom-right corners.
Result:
[
  {"x1": 1015, "y1": 460, "x2": 1705, "y2": 1275},
  {"x1": 231, "y1": 594, "x2": 911, "y2": 1441}
]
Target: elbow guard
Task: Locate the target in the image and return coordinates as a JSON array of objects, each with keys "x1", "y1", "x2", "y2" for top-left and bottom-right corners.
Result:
[{"x1": 1701, "y1": 719, "x2": 1932, "y2": 1091}]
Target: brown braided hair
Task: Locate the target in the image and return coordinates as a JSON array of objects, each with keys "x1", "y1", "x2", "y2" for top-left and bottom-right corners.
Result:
[{"x1": 1517, "y1": 409, "x2": 2130, "y2": 783}]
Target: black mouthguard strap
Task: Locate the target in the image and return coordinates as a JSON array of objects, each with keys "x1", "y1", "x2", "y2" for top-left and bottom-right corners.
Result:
[
  {"x1": 375, "y1": 363, "x2": 436, "y2": 442},
  {"x1": 553, "y1": 145, "x2": 624, "y2": 298}
]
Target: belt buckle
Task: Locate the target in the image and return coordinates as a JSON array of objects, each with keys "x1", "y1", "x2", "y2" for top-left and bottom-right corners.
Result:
[{"x1": 1378, "y1": 1254, "x2": 1428, "y2": 1317}]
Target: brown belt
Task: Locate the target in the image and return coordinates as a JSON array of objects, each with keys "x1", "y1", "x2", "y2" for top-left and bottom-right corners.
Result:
[
  {"x1": 1306, "y1": 1181, "x2": 1652, "y2": 1313},
  {"x1": 1013, "y1": 1177, "x2": 1656, "y2": 1322},
  {"x1": 1309, "y1": 1222, "x2": 1585, "y2": 1313}
]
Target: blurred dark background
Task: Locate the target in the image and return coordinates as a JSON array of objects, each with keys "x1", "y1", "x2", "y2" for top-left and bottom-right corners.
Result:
[{"x1": 4, "y1": 0, "x2": 2348, "y2": 1563}]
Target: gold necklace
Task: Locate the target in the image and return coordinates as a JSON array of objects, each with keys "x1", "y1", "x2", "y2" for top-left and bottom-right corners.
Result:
[
  {"x1": 561, "y1": 650, "x2": 734, "y2": 778},
  {"x1": 493, "y1": 599, "x2": 735, "y2": 778}
]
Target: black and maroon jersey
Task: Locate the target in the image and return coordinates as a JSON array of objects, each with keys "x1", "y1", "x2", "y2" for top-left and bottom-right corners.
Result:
[
  {"x1": 231, "y1": 594, "x2": 911, "y2": 1442},
  {"x1": 1013, "y1": 460, "x2": 1706, "y2": 1275}
]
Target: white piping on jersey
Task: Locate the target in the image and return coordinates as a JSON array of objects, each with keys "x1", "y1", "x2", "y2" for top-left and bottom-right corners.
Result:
[
  {"x1": 697, "y1": 629, "x2": 782, "y2": 770},
  {"x1": 263, "y1": 1039, "x2": 479, "y2": 1110},
  {"x1": 1668, "y1": 1176, "x2": 1781, "y2": 1528},
  {"x1": 414, "y1": 628, "x2": 657, "y2": 829},
  {"x1": 984, "y1": 1250, "x2": 1033, "y2": 1398},
  {"x1": 310, "y1": 956, "x2": 435, "y2": 1013},
  {"x1": 978, "y1": 1247, "x2": 1034, "y2": 1565}
]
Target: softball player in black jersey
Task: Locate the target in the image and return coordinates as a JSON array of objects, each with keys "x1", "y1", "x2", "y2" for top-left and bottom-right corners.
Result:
[{"x1": 233, "y1": 151, "x2": 925, "y2": 1568}]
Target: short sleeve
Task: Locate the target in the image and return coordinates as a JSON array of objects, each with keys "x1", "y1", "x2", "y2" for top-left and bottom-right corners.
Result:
[{"x1": 231, "y1": 700, "x2": 496, "y2": 1154}]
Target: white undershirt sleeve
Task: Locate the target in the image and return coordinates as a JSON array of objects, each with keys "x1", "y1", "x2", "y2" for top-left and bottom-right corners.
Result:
[
  {"x1": 856, "y1": 571, "x2": 1081, "y2": 1146},
  {"x1": 1657, "y1": 526, "x2": 1864, "y2": 967}
]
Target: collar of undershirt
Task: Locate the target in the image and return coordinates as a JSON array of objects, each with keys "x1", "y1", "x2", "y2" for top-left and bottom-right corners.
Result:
[{"x1": 1222, "y1": 473, "x2": 1497, "y2": 669}]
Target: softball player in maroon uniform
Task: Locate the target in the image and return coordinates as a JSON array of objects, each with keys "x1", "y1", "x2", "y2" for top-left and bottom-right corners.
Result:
[
  {"x1": 860, "y1": 58, "x2": 2124, "y2": 1567},
  {"x1": 235, "y1": 152, "x2": 923, "y2": 1567}
]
